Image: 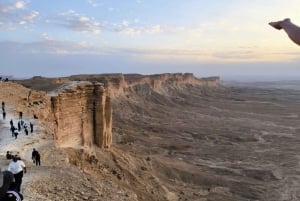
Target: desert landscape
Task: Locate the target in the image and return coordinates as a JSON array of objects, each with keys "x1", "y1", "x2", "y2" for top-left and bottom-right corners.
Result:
[{"x1": 0, "y1": 73, "x2": 300, "y2": 201}]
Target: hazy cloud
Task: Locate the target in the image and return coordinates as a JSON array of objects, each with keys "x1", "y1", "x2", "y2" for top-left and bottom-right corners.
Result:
[
  {"x1": 111, "y1": 21, "x2": 164, "y2": 35},
  {"x1": 213, "y1": 50, "x2": 255, "y2": 60},
  {"x1": 56, "y1": 10, "x2": 167, "y2": 36},
  {"x1": 15, "y1": 1, "x2": 25, "y2": 9},
  {"x1": 57, "y1": 10, "x2": 101, "y2": 34},
  {"x1": 86, "y1": 0, "x2": 102, "y2": 8},
  {"x1": 0, "y1": 0, "x2": 38, "y2": 29}
]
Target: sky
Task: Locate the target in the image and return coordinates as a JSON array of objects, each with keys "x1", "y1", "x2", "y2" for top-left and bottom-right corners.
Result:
[{"x1": 1, "y1": 0, "x2": 300, "y2": 81}]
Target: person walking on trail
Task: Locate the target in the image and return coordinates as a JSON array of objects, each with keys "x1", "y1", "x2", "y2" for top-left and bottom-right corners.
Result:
[
  {"x1": 32, "y1": 148, "x2": 38, "y2": 164},
  {"x1": 6, "y1": 151, "x2": 12, "y2": 160},
  {"x1": 0, "y1": 168, "x2": 13, "y2": 199},
  {"x1": 13, "y1": 130, "x2": 18, "y2": 140},
  {"x1": 32, "y1": 148, "x2": 41, "y2": 166},
  {"x1": 10, "y1": 126, "x2": 15, "y2": 138},
  {"x1": 17, "y1": 122, "x2": 21, "y2": 132},
  {"x1": 269, "y1": 18, "x2": 300, "y2": 46},
  {"x1": 2, "y1": 188, "x2": 23, "y2": 201},
  {"x1": 7, "y1": 156, "x2": 26, "y2": 192},
  {"x1": 35, "y1": 152, "x2": 41, "y2": 166},
  {"x1": 24, "y1": 128, "x2": 28, "y2": 136},
  {"x1": 2, "y1": 111, "x2": 5, "y2": 120},
  {"x1": 29, "y1": 122, "x2": 33, "y2": 133}
]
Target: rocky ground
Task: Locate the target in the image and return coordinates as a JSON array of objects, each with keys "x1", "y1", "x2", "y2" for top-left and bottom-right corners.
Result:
[{"x1": 1, "y1": 79, "x2": 300, "y2": 201}]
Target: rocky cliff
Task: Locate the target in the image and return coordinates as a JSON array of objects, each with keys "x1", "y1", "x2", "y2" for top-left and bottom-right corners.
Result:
[
  {"x1": 50, "y1": 81, "x2": 112, "y2": 148},
  {"x1": 0, "y1": 80, "x2": 112, "y2": 149},
  {"x1": 68, "y1": 73, "x2": 220, "y2": 96},
  {"x1": 11, "y1": 73, "x2": 219, "y2": 149}
]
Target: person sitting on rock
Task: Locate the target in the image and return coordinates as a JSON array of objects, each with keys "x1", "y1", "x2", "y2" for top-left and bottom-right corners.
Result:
[{"x1": 269, "y1": 18, "x2": 300, "y2": 46}]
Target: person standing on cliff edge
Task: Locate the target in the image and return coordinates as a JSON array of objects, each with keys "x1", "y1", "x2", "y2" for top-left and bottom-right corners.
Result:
[{"x1": 269, "y1": 18, "x2": 300, "y2": 46}]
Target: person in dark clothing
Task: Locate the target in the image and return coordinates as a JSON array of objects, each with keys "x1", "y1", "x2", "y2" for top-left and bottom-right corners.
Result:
[
  {"x1": 3, "y1": 183, "x2": 24, "y2": 200},
  {"x1": 2, "y1": 112, "x2": 5, "y2": 120},
  {"x1": 35, "y1": 152, "x2": 41, "y2": 166},
  {"x1": 31, "y1": 148, "x2": 38, "y2": 164},
  {"x1": 13, "y1": 130, "x2": 18, "y2": 139},
  {"x1": 17, "y1": 122, "x2": 20, "y2": 132},
  {"x1": 0, "y1": 169, "x2": 14, "y2": 200},
  {"x1": 10, "y1": 126, "x2": 15, "y2": 138},
  {"x1": 29, "y1": 122, "x2": 33, "y2": 133},
  {"x1": 9, "y1": 120, "x2": 13, "y2": 127},
  {"x1": 6, "y1": 152, "x2": 12, "y2": 160},
  {"x1": 24, "y1": 128, "x2": 28, "y2": 136}
]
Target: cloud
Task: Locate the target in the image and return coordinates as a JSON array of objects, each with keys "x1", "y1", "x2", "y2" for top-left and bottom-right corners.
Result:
[
  {"x1": 0, "y1": 0, "x2": 38, "y2": 29},
  {"x1": 56, "y1": 10, "x2": 166, "y2": 35},
  {"x1": 0, "y1": 1, "x2": 25, "y2": 12},
  {"x1": 0, "y1": 38, "x2": 275, "y2": 63},
  {"x1": 86, "y1": 0, "x2": 101, "y2": 8},
  {"x1": 19, "y1": 10, "x2": 39, "y2": 24},
  {"x1": 111, "y1": 22, "x2": 164, "y2": 35},
  {"x1": 15, "y1": 1, "x2": 25, "y2": 9},
  {"x1": 57, "y1": 10, "x2": 101, "y2": 34}
]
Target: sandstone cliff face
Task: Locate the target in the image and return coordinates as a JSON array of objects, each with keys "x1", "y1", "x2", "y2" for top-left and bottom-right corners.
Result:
[
  {"x1": 50, "y1": 81, "x2": 112, "y2": 148},
  {"x1": 0, "y1": 81, "x2": 112, "y2": 149},
  {"x1": 67, "y1": 73, "x2": 220, "y2": 96},
  {"x1": 11, "y1": 73, "x2": 219, "y2": 149},
  {"x1": 126, "y1": 73, "x2": 219, "y2": 89},
  {"x1": 0, "y1": 81, "x2": 51, "y2": 122}
]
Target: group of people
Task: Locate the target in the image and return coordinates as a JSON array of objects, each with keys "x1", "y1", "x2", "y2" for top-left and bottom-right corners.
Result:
[
  {"x1": 0, "y1": 78, "x2": 9, "y2": 82},
  {"x1": 0, "y1": 148, "x2": 41, "y2": 200},
  {"x1": 0, "y1": 154, "x2": 26, "y2": 200},
  {"x1": 9, "y1": 118, "x2": 34, "y2": 140},
  {"x1": 0, "y1": 101, "x2": 40, "y2": 200}
]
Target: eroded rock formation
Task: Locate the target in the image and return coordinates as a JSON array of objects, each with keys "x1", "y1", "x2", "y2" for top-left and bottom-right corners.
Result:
[
  {"x1": 10, "y1": 73, "x2": 219, "y2": 149},
  {"x1": 67, "y1": 73, "x2": 220, "y2": 96},
  {"x1": 0, "y1": 81, "x2": 112, "y2": 149},
  {"x1": 50, "y1": 81, "x2": 112, "y2": 148}
]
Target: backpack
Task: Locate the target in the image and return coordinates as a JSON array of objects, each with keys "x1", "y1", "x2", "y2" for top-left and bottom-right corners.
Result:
[{"x1": 2, "y1": 191, "x2": 23, "y2": 201}]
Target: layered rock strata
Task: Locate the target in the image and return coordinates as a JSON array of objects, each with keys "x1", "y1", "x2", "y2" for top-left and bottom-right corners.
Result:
[
  {"x1": 10, "y1": 73, "x2": 219, "y2": 149},
  {"x1": 50, "y1": 82, "x2": 112, "y2": 148},
  {"x1": 0, "y1": 81, "x2": 112, "y2": 149}
]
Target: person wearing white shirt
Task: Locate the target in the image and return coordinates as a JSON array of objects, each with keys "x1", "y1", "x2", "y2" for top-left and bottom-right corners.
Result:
[{"x1": 7, "y1": 156, "x2": 26, "y2": 192}]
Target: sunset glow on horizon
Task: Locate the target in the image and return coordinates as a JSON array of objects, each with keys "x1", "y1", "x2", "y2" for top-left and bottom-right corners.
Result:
[{"x1": 1, "y1": 0, "x2": 300, "y2": 80}]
